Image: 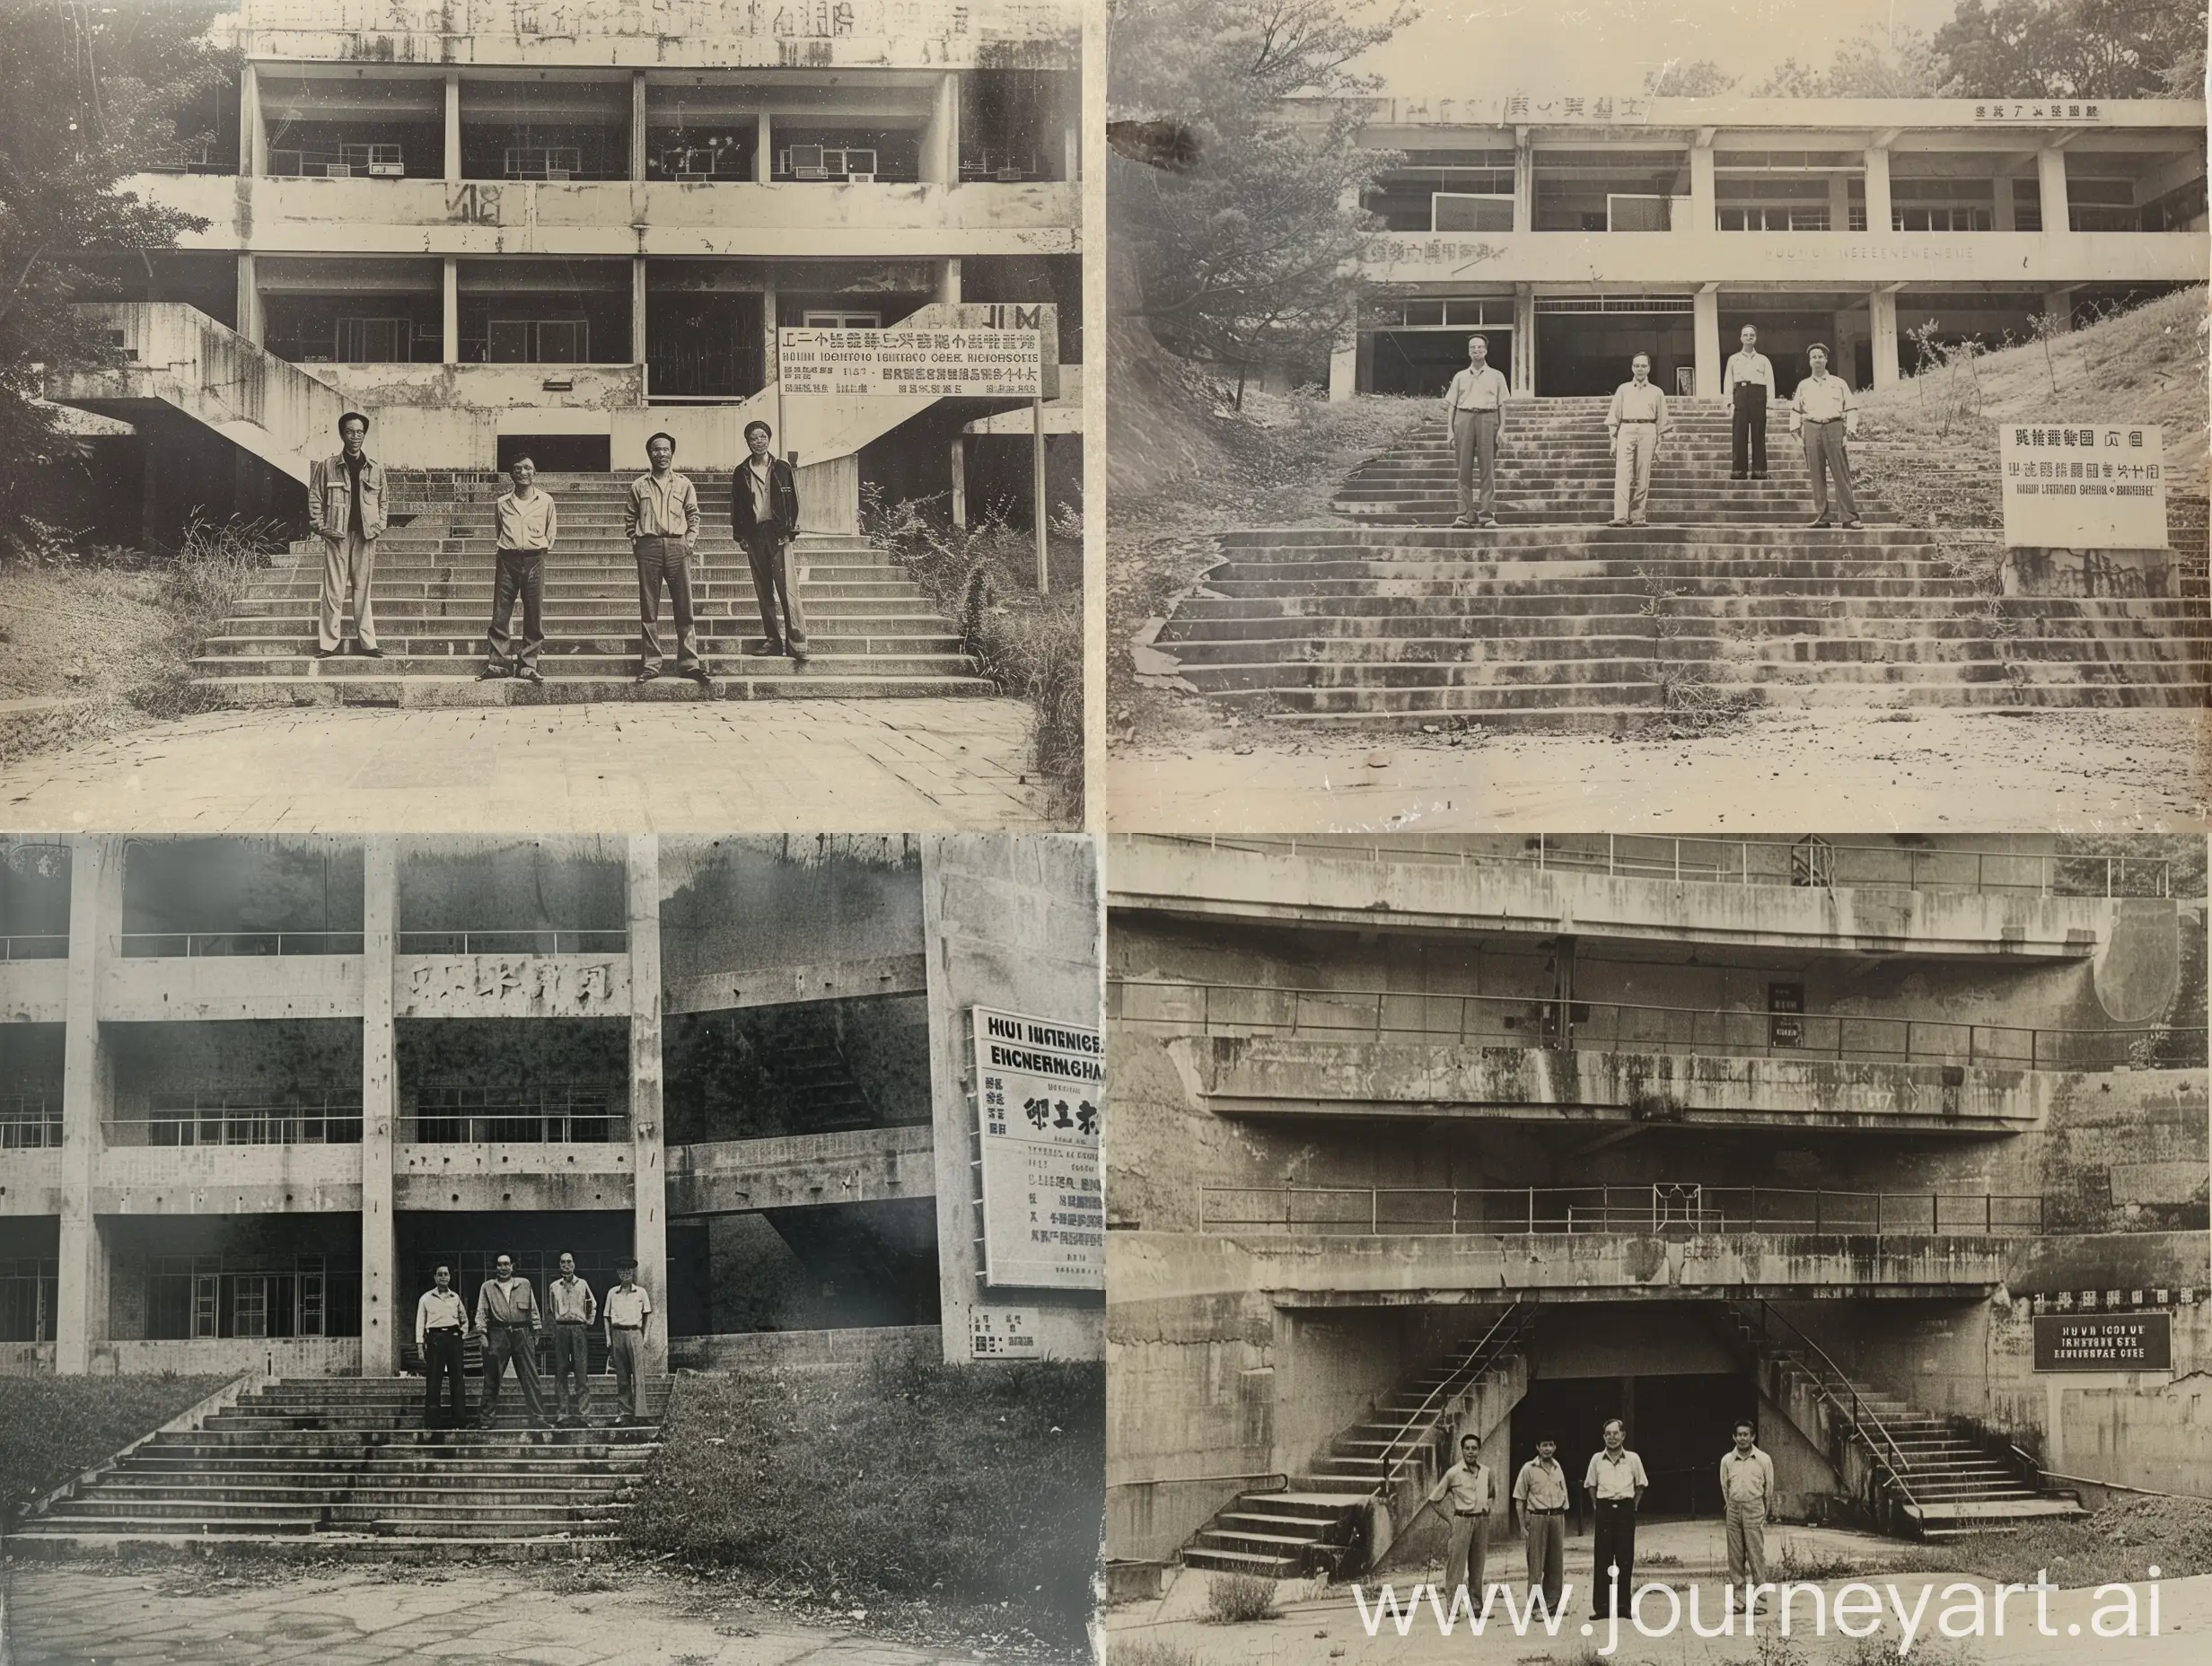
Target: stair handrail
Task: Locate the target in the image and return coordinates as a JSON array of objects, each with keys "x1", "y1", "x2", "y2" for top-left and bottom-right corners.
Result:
[
  {"x1": 1369, "y1": 1303, "x2": 1529, "y2": 1496},
  {"x1": 1742, "y1": 1300, "x2": 1919, "y2": 1508}
]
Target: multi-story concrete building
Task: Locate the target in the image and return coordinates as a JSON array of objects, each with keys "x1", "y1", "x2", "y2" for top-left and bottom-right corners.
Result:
[
  {"x1": 57, "y1": 0, "x2": 1083, "y2": 539},
  {"x1": 1325, "y1": 94, "x2": 2205, "y2": 399},
  {"x1": 0, "y1": 833, "x2": 1102, "y2": 1380},
  {"x1": 1105, "y1": 834, "x2": 2207, "y2": 1578}
]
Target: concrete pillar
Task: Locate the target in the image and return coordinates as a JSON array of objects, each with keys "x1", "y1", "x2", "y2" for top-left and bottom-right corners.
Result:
[
  {"x1": 631, "y1": 256, "x2": 648, "y2": 377},
  {"x1": 1870, "y1": 288, "x2": 1901, "y2": 389},
  {"x1": 240, "y1": 62, "x2": 264, "y2": 178},
  {"x1": 951, "y1": 435, "x2": 968, "y2": 527},
  {"x1": 1692, "y1": 286, "x2": 1722, "y2": 399},
  {"x1": 235, "y1": 251, "x2": 263, "y2": 346},
  {"x1": 57, "y1": 837, "x2": 122, "y2": 1375},
  {"x1": 627, "y1": 837, "x2": 668, "y2": 1378},
  {"x1": 932, "y1": 72, "x2": 960, "y2": 185},
  {"x1": 629, "y1": 72, "x2": 647, "y2": 183},
  {"x1": 441, "y1": 259, "x2": 459, "y2": 366},
  {"x1": 360, "y1": 838, "x2": 399, "y2": 1377},
  {"x1": 755, "y1": 111, "x2": 771, "y2": 184},
  {"x1": 939, "y1": 257, "x2": 961, "y2": 305},
  {"x1": 1993, "y1": 165, "x2": 2017, "y2": 231},
  {"x1": 1689, "y1": 143, "x2": 1716, "y2": 232},
  {"x1": 1513, "y1": 285, "x2": 1537, "y2": 395},
  {"x1": 760, "y1": 283, "x2": 778, "y2": 388},
  {"x1": 2042, "y1": 287, "x2": 2076, "y2": 329},
  {"x1": 1512, "y1": 132, "x2": 1533, "y2": 234},
  {"x1": 1328, "y1": 338, "x2": 1358, "y2": 402},
  {"x1": 1863, "y1": 146, "x2": 1892, "y2": 234},
  {"x1": 1827, "y1": 171, "x2": 1852, "y2": 232},
  {"x1": 443, "y1": 73, "x2": 461, "y2": 183},
  {"x1": 2038, "y1": 146, "x2": 2071, "y2": 233}
]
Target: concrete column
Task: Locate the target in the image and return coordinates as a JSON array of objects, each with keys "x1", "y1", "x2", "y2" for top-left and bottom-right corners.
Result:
[
  {"x1": 627, "y1": 837, "x2": 668, "y2": 1378},
  {"x1": 1827, "y1": 171, "x2": 1852, "y2": 231},
  {"x1": 1513, "y1": 285, "x2": 1537, "y2": 395},
  {"x1": 1512, "y1": 132, "x2": 1533, "y2": 234},
  {"x1": 240, "y1": 62, "x2": 265, "y2": 178},
  {"x1": 760, "y1": 283, "x2": 777, "y2": 387},
  {"x1": 631, "y1": 256, "x2": 648, "y2": 377},
  {"x1": 57, "y1": 837, "x2": 122, "y2": 1375},
  {"x1": 2038, "y1": 146, "x2": 2071, "y2": 233},
  {"x1": 1863, "y1": 146, "x2": 1892, "y2": 233},
  {"x1": 1870, "y1": 288, "x2": 1901, "y2": 389},
  {"x1": 441, "y1": 259, "x2": 459, "y2": 366},
  {"x1": 951, "y1": 435, "x2": 968, "y2": 526},
  {"x1": 235, "y1": 251, "x2": 263, "y2": 346},
  {"x1": 1692, "y1": 285, "x2": 1722, "y2": 399},
  {"x1": 938, "y1": 258, "x2": 961, "y2": 305},
  {"x1": 360, "y1": 839, "x2": 399, "y2": 1377},
  {"x1": 2042, "y1": 287, "x2": 2076, "y2": 329},
  {"x1": 934, "y1": 72, "x2": 961, "y2": 184},
  {"x1": 1689, "y1": 143, "x2": 1716, "y2": 232},
  {"x1": 1993, "y1": 172, "x2": 2016, "y2": 231},
  {"x1": 443, "y1": 73, "x2": 461, "y2": 183},
  {"x1": 630, "y1": 71, "x2": 648, "y2": 183},
  {"x1": 754, "y1": 112, "x2": 771, "y2": 184},
  {"x1": 1328, "y1": 338, "x2": 1358, "y2": 402}
]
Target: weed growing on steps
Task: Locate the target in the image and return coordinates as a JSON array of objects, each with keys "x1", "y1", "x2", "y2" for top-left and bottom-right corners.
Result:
[
  {"x1": 1205, "y1": 1572, "x2": 1282, "y2": 1624},
  {"x1": 127, "y1": 513, "x2": 286, "y2": 721},
  {"x1": 1637, "y1": 565, "x2": 1761, "y2": 736}
]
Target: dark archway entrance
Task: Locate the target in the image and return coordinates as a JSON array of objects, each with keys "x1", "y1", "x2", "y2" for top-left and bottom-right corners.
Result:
[{"x1": 1511, "y1": 1370, "x2": 1752, "y2": 1517}]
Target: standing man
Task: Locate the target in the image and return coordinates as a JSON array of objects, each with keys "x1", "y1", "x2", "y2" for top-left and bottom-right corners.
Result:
[
  {"x1": 1440, "y1": 335, "x2": 1510, "y2": 530},
  {"x1": 478, "y1": 454, "x2": 557, "y2": 684},
  {"x1": 624, "y1": 432, "x2": 711, "y2": 687},
  {"x1": 729, "y1": 421, "x2": 810, "y2": 665},
  {"x1": 1426, "y1": 1430, "x2": 1493, "y2": 1603},
  {"x1": 1511, "y1": 1434, "x2": 1571, "y2": 1616},
  {"x1": 309, "y1": 412, "x2": 386, "y2": 660},
  {"x1": 1605, "y1": 355, "x2": 1670, "y2": 528},
  {"x1": 602, "y1": 1257, "x2": 654, "y2": 1425},
  {"x1": 545, "y1": 1250, "x2": 599, "y2": 1427},
  {"x1": 474, "y1": 1252, "x2": 552, "y2": 1428},
  {"x1": 1725, "y1": 325, "x2": 1776, "y2": 481},
  {"x1": 1791, "y1": 344, "x2": 1865, "y2": 529},
  {"x1": 415, "y1": 1263, "x2": 470, "y2": 1431},
  {"x1": 1720, "y1": 1419, "x2": 1778, "y2": 1614},
  {"x1": 1584, "y1": 1417, "x2": 1648, "y2": 1619}
]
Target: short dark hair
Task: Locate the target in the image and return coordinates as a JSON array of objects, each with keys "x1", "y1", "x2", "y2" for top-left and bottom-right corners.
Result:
[
  {"x1": 1630, "y1": 353, "x2": 1651, "y2": 364},
  {"x1": 1603, "y1": 1416, "x2": 1626, "y2": 1434},
  {"x1": 1734, "y1": 1419, "x2": 1756, "y2": 1434},
  {"x1": 508, "y1": 453, "x2": 536, "y2": 471},
  {"x1": 1461, "y1": 1431, "x2": 1480, "y2": 1444},
  {"x1": 743, "y1": 420, "x2": 773, "y2": 440},
  {"x1": 338, "y1": 411, "x2": 370, "y2": 433},
  {"x1": 1807, "y1": 342, "x2": 1830, "y2": 358},
  {"x1": 434, "y1": 1263, "x2": 451, "y2": 1275},
  {"x1": 645, "y1": 431, "x2": 677, "y2": 452}
]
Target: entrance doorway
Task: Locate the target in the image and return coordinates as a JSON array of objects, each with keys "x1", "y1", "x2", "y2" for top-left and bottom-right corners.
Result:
[
  {"x1": 1511, "y1": 1371, "x2": 1752, "y2": 1517},
  {"x1": 1371, "y1": 327, "x2": 1514, "y2": 397},
  {"x1": 1535, "y1": 299, "x2": 1694, "y2": 397},
  {"x1": 497, "y1": 434, "x2": 610, "y2": 473}
]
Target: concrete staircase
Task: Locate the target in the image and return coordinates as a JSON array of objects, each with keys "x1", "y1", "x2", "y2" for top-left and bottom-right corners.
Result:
[
  {"x1": 1719, "y1": 1302, "x2": 2084, "y2": 1542},
  {"x1": 1183, "y1": 1305, "x2": 1531, "y2": 1580},
  {"x1": 198, "y1": 470, "x2": 990, "y2": 705},
  {"x1": 1150, "y1": 398, "x2": 2208, "y2": 730},
  {"x1": 13, "y1": 1372, "x2": 667, "y2": 1556}
]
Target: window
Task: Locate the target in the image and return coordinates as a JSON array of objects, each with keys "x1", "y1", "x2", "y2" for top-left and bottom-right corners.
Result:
[
  {"x1": 1432, "y1": 192, "x2": 1514, "y2": 232},
  {"x1": 487, "y1": 319, "x2": 590, "y2": 363},
  {"x1": 778, "y1": 145, "x2": 879, "y2": 180},
  {"x1": 1718, "y1": 206, "x2": 1830, "y2": 231},
  {"x1": 336, "y1": 317, "x2": 409, "y2": 362},
  {"x1": 803, "y1": 310, "x2": 882, "y2": 329},
  {"x1": 503, "y1": 145, "x2": 583, "y2": 180},
  {"x1": 335, "y1": 143, "x2": 405, "y2": 179},
  {"x1": 1892, "y1": 206, "x2": 1991, "y2": 232}
]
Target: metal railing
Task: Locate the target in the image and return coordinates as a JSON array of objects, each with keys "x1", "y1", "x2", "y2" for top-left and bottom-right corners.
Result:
[
  {"x1": 0, "y1": 934, "x2": 67, "y2": 962},
  {"x1": 1119, "y1": 833, "x2": 2179, "y2": 899},
  {"x1": 1198, "y1": 1183, "x2": 2045, "y2": 1238},
  {"x1": 1374, "y1": 1305, "x2": 1532, "y2": 1495},
  {"x1": 0, "y1": 1096, "x2": 65, "y2": 1149},
  {"x1": 396, "y1": 929, "x2": 628, "y2": 956},
  {"x1": 1735, "y1": 1299, "x2": 1919, "y2": 1510},
  {"x1": 117, "y1": 931, "x2": 363, "y2": 958},
  {"x1": 105, "y1": 1097, "x2": 364, "y2": 1146},
  {"x1": 402, "y1": 1090, "x2": 626, "y2": 1144},
  {"x1": 1110, "y1": 978, "x2": 2206, "y2": 1070}
]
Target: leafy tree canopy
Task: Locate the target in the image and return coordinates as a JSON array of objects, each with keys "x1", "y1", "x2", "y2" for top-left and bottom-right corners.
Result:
[
  {"x1": 1644, "y1": 58, "x2": 1740, "y2": 98},
  {"x1": 1933, "y1": 0, "x2": 2207, "y2": 98}
]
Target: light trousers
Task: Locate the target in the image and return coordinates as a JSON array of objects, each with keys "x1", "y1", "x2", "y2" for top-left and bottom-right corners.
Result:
[
  {"x1": 318, "y1": 530, "x2": 379, "y2": 652},
  {"x1": 1612, "y1": 425, "x2": 1656, "y2": 523}
]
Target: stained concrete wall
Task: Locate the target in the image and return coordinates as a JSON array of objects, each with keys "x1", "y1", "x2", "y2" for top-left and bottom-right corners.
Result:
[
  {"x1": 397, "y1": 837, "x2": 628, "y2": 934},
  {"x1": 120, "y1": 837, "x2": 363, "y2": 939},
  {"x1": 660, "y1": 837, "x2": 925, "y2": 993}
]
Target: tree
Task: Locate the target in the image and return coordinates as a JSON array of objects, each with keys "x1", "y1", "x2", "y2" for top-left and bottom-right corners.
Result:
[
  {"x1": 1932, "y1": 0, "x2": 2207, "y2": 97},
  {"x1": 1751, "y1": 24, "x2": 1943, "y2": 96},
  {"x1": 1644, "y1": 58, "x2": 1739, "y2": 97},
  {"x1": 1108, "y1": 0, "x2": 1415, "y2": 399},
  {"x1": 0, "y1": 0, "x2": 229, "y2": 555}
]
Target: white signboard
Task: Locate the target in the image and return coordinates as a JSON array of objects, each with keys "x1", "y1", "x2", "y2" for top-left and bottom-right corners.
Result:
[
  {"x1": 971, "y1": 1005, "x2": 1103, "y2": 1291},
  {"x1": 2000, "y1": 422, "x2": 2166, "y2": 548},
  {"x1": 778, "y1": 329, "x2": 1042, "y2": 399},
  {"x1": 969, "y1": 1306, "x2": 1041, "y2": 1359}
]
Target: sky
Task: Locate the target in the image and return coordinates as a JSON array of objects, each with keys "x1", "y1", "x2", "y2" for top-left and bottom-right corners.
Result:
[{"x1": 1357, "y1": 0, "x2": 1966, "y2": 99}]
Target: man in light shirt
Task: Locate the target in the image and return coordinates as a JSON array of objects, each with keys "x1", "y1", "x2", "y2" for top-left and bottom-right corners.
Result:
[
  {"x1": 1583, "y1": 1417, "x2": 1648, "y2": 1619},
  {"x1": 1605, "y1": 355, "x2": 1670, "y2": 528},
  {"x1": 1725, "y1": 325, "x2": 1776, "y2": 480},
  {"x1": 545, "y1": 1250, "x2": 599, "y2": 1427},
  {"x1": 1511, "y1": 1433, "x2": 1571, "y2": 1615},
  {"x1": 1720, "y1": 1419, "x2": 1778, "y2": 1611},
  {"x1": 478, "y1": 454, "x2": 558, "y2": 684},
  {"x1": 1440, "y1": 335, "x2": 1510, "y2": 530},
  {"x1": 624, "y1": 432, "x2": 711, "y2": 688},
  {"x1": 415, "y1": 1263, "x2": 470, "y2": 1431},
  {"x1": 1790, "y1": 344, "x2": 1865, "y2": 529},
  {"x1": 1426, "y1": 1430, "x2": 1493, "y2": 1601},
  {"x1": 474, "y1": 1252, "x2": 552, "y2": 1428},
  {"x1": 602, "y1": 1257, "x2": 654, "y2": 1425}
]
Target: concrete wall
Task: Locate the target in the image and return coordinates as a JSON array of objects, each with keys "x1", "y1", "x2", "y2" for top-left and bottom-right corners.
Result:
[
  {"x1": 674, "y1": 1322, "x2": 943, "y2": 1372},
  {"x1": 92, "y1": 1337, "x2": 361, "y2": 1378},
  {"x1": 660, "y1": 836, "x2": 924, "y2": 992}
]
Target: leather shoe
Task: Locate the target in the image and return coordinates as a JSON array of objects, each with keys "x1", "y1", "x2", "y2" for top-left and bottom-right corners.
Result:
[
  {"x1": 742, "y1": 640, "x2": 785, "y2": 656},
  {"x1": 356, "y1": 644, "x2": 385, "y2": 659},
  {"x1": 636, "y1": 667, "x2": 662, "y2": 682}
]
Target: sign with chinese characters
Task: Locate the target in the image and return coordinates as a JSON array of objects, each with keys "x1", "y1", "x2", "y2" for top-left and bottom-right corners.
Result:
[
  {"x1": 969, "y1": 1306, "x2": 1040, "y2": 1358},
  {"x1": 252, "y1": 0, "x2": 1074, "y2": 45},
  {"x1": 2033, "y1": 1312, "x2": 2172, "y2": 1372},
  {"x1": 2000, "y1": 423, "x2": 2166, "y2": 548},
  {"x1": 397, "y1": 955, "x2": 628, "y2": 1018},
  {"x1": 1365, "y1": 95, "x2": 1652, "y2": 126},
  {"x1": 971, "y1": 1005, "x2": 1102, "y2": 1291},
  {"x1": 779, "y1": 328, "x2": 1043, "y2": 399},
  {"x1": 1972, "y1": 101, "x2": 2104, "y2": 121}
]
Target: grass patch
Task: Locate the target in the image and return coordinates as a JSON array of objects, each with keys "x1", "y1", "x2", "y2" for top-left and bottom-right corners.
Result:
[
  {"x1": 1110, "y1": 1644, "x2": 1200, "y2": 1666},
  {"x1": 624, "y1": 1338, "x2": 1102, "y2": 1653},
  {"x1": 1919, "y1": 1495, "x2": 2212, "y2": 1589},
  {"x1": 0, "y1": 1372, "x2": 234, "y2": 1530},
  {"x1": 864, "y1": 487, "x2": 1083, "y2": 823},
  {"x1": 1204, "y1": 1570, "x2": 1280, "y2": 1624}
]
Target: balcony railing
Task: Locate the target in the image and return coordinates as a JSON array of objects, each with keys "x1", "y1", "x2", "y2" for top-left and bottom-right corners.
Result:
[
  {"x1": 1198, "y1": 1183, "x2": 2046, "y2": 1237},
  {"x1": 106, "y1": 1097, "x2": 364, "y2": 1146},
  {"x1": 117, "y1": 931, "x2": 364, "y2": 957},
  {"x1": 1109, "y1": 978, "x2": 2208, "y2": 1070},
  {"x1": 396, "y1": 929, "x2": 628, "y2": 956},
  {"x1": 0, "y1": 934, "x2": 67, "y2": 961},
  {"x1": 0, "y1": 1095, "x2": 65, "y2": 1149},
  {"x1": 402, "y1": 1091, "x2": 626, "y2": 1144}
]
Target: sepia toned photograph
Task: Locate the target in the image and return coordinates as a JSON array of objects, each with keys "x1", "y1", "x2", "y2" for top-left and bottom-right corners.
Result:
[{"x1": 1106, "y1": 0, "x2": 2207, "y2": 831}]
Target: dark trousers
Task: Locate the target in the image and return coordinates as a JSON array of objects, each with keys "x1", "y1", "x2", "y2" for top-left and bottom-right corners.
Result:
[
  {"x1": 480, "y1": 1324, "x2": 549, "y2": 1423},
  {"x1": 485, "y1": 549, "x2": 546, "y2": 671},
  {"x1": 633, "y1": 535, "x2": 701, "y2": 671},
  {"x1": 1731, "y1": 383, "x2": 1768, "y2": 475},
  {"x1": 743, "y1": 526, "x2": 809, "y2": 653},
  {"x1": 549, "y1": 1322, "x2": 593, "y2": 1417},
  {"x1": 1592, "y1": 1499, "x2": 1637, "y2": 1617},
  {"x1": 1803, "y1": 422, "x2": 1860, "y2": 522},
  {"x1": 421, "y1": 1328, "x2": 464, "y2": 1429}
]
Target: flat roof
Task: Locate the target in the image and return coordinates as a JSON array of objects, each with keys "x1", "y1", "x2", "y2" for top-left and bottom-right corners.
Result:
[{"x1": 1296, "y1": 93, "x2": 2206, "y2": 139}]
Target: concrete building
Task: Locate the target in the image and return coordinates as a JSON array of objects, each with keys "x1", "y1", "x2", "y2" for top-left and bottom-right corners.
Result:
[
  {"x1": 1105, "y1": 834, "x2": 2208, "y2": 1577},
  {"x1": 1324, "y1": 94, "x2": 2205, "y2": 399},
  {"x1": 54, "y1": 0, "x2": 1083, "y2": 541},
  {"x1": 0, "y1": 833, "x2": 1102, "y2": 1380}
]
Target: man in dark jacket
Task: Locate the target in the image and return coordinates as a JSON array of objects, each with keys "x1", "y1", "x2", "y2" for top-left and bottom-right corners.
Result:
[{"x1": 730, "y1": 421, "x2": 808, "y2": 664}]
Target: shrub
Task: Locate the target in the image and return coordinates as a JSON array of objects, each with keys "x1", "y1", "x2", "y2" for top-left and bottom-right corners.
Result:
[{"x1": 1204, "y1": 1571, "x2": 1280, "y2": 1624}]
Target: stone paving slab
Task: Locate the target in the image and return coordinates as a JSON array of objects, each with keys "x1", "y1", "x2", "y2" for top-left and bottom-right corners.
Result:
[{"x1": 0, "y1": 700, "x2": 1053, "y2": 831}]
